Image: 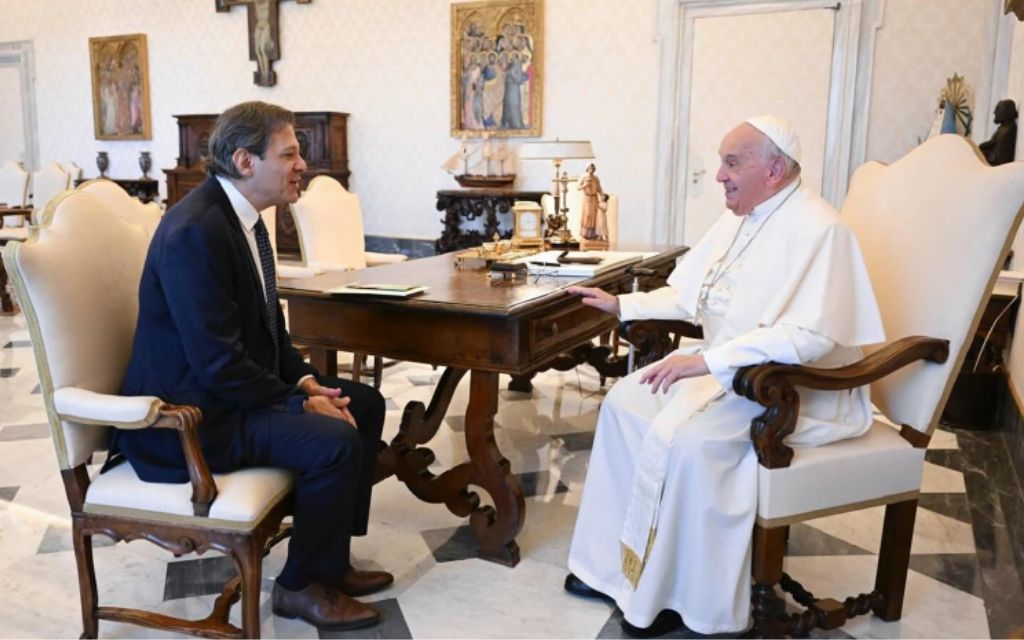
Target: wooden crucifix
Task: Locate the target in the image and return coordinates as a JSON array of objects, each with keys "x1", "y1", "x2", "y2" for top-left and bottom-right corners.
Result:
[{"x1": 215, "y1": 0, "x2": 311, "y2": 87}]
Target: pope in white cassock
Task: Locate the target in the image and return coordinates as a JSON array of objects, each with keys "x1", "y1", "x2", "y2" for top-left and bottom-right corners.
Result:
[{"x1": 563, "y1": 117, "x2": 885, "y2": 636}]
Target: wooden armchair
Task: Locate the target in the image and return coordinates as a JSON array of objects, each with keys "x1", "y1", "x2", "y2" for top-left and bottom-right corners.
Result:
[
  {"x1": 3, "y1": 191, "x2": 295, "y2": 639},
  {"x1": 621, "y1": 135, "x2": 1024, "y2": 636}
]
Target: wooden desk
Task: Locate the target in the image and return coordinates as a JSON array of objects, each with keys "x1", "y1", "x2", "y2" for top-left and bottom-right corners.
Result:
[
  {"x1": 0, "y1": 206, "x2": 33, "y2": 314},
  {"x1": 280, "y1": 245, "x2": 685, "y2": 565}
]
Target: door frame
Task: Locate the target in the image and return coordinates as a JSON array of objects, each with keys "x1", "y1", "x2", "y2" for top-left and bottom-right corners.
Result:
[
  {"x1": 651, "y1": 0, "x2": 866, "y2": 244},
  {"x1": 0, "y1": 40, "x2": 39, "y2": 171}
]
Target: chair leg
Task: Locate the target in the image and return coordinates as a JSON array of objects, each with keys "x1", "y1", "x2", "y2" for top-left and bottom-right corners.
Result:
[
  {"x1": 237, "y1": 541, "x2": 263, "y2": 639},
  {"x1": 71, "y1": 521, "x2": 99, "y2": 639},
  {"x1": 873, "y1": 498, "x2": 918, "y2": 621},
  {"x1": 351, "y1": 352, "x2": 365, "y2": 383},
  {"x1": 372, "y1": 355, "x2": 383, "y2": 389},
  {"x1": 751, "y1": 523, "x2": 788, "y2": 637}
]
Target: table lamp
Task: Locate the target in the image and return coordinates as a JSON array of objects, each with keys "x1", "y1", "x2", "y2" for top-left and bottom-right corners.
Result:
[{"x1": 518, "y1": 139, "x2": 594, "y2": 246}]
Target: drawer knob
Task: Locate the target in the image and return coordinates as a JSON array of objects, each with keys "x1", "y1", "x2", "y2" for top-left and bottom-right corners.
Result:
[{"x1": 550, "y1": 322, "x2": 559, "y2": 335}]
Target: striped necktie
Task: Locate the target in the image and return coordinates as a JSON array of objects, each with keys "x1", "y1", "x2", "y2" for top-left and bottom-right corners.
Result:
[{"x1": 254, "y1": 216, "x2": 280, "y2": 376}]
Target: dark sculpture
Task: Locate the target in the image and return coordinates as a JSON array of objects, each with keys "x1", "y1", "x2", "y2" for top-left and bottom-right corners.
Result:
[{"x1": 979, "y1": 99, "x2": 1017, "y2": 166}]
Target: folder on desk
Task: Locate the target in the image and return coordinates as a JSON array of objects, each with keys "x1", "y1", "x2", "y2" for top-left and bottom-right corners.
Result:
[{"x1": 327, "y1": 283, "x2": 429, "y2": 297}]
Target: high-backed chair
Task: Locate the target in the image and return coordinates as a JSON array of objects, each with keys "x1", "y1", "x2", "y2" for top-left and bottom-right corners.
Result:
[
  {"x1": 30, "y1": 161, "x2": 71, "y2": 215},
  {"x1": 0, "y1": 160, "x2": 30, "y2": 230},
  {"x1": 290, "y1": 176, "x2": 405, "y2": 388},
  {"x1": 621, "y1": 135, "x2": 1024, "y2": 636},
  {"x1": 62, "y1": 160, "x2": 83, "y2": 182},
  {"x1": 3, "y1": 190, "x2": 294, "y2": 639},
  {"x1": 290, "y1": 175, "x2": 408, "y2": 271},
  {"x1": 75, "y1": 178, "x2": 162, "y2": 239}
]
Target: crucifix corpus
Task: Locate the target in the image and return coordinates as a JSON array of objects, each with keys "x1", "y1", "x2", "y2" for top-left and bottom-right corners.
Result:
[{"x1": 215, "y1": 0, "x2": 311, "y2": 87}]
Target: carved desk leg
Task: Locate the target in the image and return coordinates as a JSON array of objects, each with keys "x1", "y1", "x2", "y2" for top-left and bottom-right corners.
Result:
[{"x1": 466, "y1": 370, "x2": 525, "y2": 565}]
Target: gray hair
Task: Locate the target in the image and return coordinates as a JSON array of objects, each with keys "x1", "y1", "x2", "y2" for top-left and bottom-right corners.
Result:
[
  {"x1": 754, "y1": 135, "x2": 800, "y2": 178},
  {"x1": 204, "y1": 101, "x2": 295, "y2": 178}
]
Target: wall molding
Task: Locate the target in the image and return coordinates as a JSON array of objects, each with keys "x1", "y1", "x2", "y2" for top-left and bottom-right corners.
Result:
[
  {"x1": 652, "y1": 0, "x2": 867, "y2": 244},
  {"x1": 0, "y1": 40, "x2": 38, "y2": 171}
]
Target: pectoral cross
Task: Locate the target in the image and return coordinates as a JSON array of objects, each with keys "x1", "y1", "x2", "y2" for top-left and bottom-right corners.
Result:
[{"x1": 215, "y1": 0, "x2": 311, "y2": 87}]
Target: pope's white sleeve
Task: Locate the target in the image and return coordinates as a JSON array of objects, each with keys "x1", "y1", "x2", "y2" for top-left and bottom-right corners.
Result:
[
  {"x1": 701, "y1": 324, "x2": 836, "y2": 390},
  {"x1": 618, "y1": 286, "x2": 693, "y2": 322}
]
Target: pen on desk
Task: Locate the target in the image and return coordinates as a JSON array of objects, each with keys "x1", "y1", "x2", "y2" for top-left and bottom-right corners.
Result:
[{"x1": 529, "y1": 260, "x2": 561, "y2": 267}]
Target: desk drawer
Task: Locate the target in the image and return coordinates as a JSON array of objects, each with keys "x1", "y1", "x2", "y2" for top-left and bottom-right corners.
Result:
[{"x1": 528, "y1": 304, "x2": 608, "y2": 353}]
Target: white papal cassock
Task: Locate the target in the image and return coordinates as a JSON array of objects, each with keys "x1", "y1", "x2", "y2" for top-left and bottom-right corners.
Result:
[{"x1": 567, "y1": 180, "x2": 886, "y2": 634}]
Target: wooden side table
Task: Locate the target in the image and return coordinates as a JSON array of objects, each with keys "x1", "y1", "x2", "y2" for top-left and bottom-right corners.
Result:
[{"x1": 435, "y1": 189, "x2": 546, "y2": 254}]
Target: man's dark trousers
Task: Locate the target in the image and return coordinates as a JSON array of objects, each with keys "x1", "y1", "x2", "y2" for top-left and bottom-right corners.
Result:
[{"x1": 241, "y1": 376, "x2": 385, "y2": 591}]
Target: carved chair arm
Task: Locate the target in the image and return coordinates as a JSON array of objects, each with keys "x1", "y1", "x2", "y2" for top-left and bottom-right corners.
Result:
[
  {"x1": 54, "y1": 388, "x2": 216, "y2": 518},
  {"x1": 731, "y1": 336, "x2": 950, "y2": 469},
  {"x1": 152, "y1": 403, "x2": 217, "y2": 517},
  {"x1": 619, "y1": 319, "x2": 704, "y2": 369}
]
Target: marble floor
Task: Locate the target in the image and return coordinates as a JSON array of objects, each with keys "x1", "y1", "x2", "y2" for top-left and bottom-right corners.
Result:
[{"x1": 0, "y1": 313, "x2": 1022, "y2": 639}]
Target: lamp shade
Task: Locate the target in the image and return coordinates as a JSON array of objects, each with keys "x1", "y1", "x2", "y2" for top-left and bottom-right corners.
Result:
[{"x1": 518, "y1": 139, "x2": 595, "y2": 160}]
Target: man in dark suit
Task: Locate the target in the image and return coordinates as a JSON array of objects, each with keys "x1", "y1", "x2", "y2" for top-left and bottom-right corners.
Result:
[{"x1": 117, "y1": 101, "x2": 389, "y2": 631}]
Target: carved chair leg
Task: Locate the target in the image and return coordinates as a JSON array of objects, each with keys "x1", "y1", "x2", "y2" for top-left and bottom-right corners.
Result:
[
  {"x1": 72, "y1": 521, "x2": 99, "y2": 639},
  {"x1": 751, "y1": 523, "x2": 788, "y2": 637},
  {"x1": 236, "y1": 540, "x2": 264, "y2": 639},
  {"x1": 873, "y1": 498, "x2": 918, "y2": 621},
  {"x1": 372, "y1": 355, "x2": 383, "y2": 389},
  {"x1": 352, "y1": 352, "x2": 365, "y2": 383}
]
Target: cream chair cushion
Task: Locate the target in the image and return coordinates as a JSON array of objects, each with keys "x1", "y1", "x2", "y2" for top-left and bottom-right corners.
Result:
[
  {"x1": 75, "y1": 179, "x2": 161, "y2": 238},
  {"x1": 31, "y1": 162, "x2": 71, "y2": 212},
  {"x1": 843, "y1": 135, "x2": 1024, "y2": 435},
  {"x1": 0, "y1": 227, "x2": 29, "y2": 241},
  {"x1": 757, "y1": 422, "x2": 925, "y2": 525},
  {"x1": 86, "y1": 463, "x2": 293, "y2": 530}
]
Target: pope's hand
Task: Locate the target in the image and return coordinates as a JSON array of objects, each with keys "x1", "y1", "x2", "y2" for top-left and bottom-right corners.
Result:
[
  {"x1": 567, "y1": 286, "x2": 620, "y2": 315},
  {"x1": 639, "y1": 354, "x2": 710, "y2": 393}
]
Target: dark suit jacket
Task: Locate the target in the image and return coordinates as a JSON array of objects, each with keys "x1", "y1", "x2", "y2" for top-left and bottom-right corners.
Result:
[{"x1": 116, "y1": 177, "x2": 317, "y2": 482}]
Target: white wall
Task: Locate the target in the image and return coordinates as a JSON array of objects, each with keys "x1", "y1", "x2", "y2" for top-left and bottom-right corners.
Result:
[
  {"x1": 0, "y1": 66, "x2": 24, "y2": 166},
  {"x1": 866, "y1": 0, "x2": 991, "y2": 164},
  {"x1": 0, "y1": 0, "x2": 660, "y2": 241}
]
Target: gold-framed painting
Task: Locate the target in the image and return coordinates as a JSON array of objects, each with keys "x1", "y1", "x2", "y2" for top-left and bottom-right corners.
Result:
[
  {"x1": 88, "y1": 33, "x2": 152, "y2": 140},
  {"x1": 450, "y1": 0, "x2": 543, "y2": 138}
]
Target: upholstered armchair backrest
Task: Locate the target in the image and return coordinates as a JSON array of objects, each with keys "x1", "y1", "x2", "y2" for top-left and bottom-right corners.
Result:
[
  {"x1": 842, "y1": 135, "x2": 1024, "y2": 435},
  {"x1": 75, "y1": 179, "x2": 162, "y2": 239},
  {"x1": 31, "y1": 162, "x2": 71, "y2": 212},
  {"x1": 290, "y1": 175, "x2": 367, "y2": 269},
  {"x1": 2, "y1": 191, "x2": 150, "y2": 468},
  {"x1": 61, "y1": 161, "x2": 82, "y2": 181}
]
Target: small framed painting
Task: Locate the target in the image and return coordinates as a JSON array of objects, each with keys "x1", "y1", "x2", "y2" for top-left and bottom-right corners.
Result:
[
  {"x1": 89, "y1": 33, "x2": 153, "y2": 140},
  {"x1": 450, "y1": 0, "x2": 543, "y2": 138}
]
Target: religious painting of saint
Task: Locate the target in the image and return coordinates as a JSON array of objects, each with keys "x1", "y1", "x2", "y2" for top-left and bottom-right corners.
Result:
[
  {"x1": 88, "y1": 34, "x2": 152, "y2": 140},
  {"x1": 450, "y1": 0, "x2": 543, "y2": 138}
]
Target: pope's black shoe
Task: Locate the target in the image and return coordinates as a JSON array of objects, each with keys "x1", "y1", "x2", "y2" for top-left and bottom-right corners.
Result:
[
  {"x1": 563, "y1": 573, "x2": 613, "y2": 602},
  {"x1": 620, "y1": 609, "x2": 683, "y2": 638}
]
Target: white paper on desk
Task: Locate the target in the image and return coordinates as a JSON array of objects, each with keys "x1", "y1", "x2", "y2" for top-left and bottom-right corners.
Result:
[
  {"x1": 516, "y1": 251, "x2": 653, "y2": 277},
  {"x1": 276, "y1": 264, "x2": 326, "y2": 279}
]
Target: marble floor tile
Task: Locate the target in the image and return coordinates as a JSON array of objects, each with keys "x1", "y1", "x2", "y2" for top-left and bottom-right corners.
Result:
[
  {"x1": 0, "y1": 422, "x2": 50, "y2": 442},
  {"x1": 921, "y1": 460, "x2": 968, "y2": 493},
  {"x1": 784, "y1": 555, "x2": 990, "y2": 639},
  {"x1": 805, "y1": 505, "x2": 976, "y2": 555},
  {"x1": 929, "y1": 428, "x2": 960, "y2": 450},
  {"x1": 399, "y1": 558, "x2": 613, "y2": 639}
]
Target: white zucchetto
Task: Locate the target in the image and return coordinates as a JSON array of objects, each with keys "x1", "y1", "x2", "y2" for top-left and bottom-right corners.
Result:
[{"x1": 745, "y1": 115, "x2": 802, "y2": 165}]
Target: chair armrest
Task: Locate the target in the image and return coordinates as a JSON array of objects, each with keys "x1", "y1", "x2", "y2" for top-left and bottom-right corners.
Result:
[
  {"x1": 619, "y1": 319, "x2": 704, "y2": 369},
  {"x1": 731, "y1": 336, "x2": 949, "y2": 469},
  {"x1": 365, "y1": 251, "x2": 409, "y2": 265},
  {"x1": 52, "y1": 387, "x2": 217, "y2": 517}
]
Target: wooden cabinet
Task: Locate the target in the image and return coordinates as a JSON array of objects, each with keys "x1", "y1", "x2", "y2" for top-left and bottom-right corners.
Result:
[{"x1": 164, "y1": 111, "x2": 350, "y2": 257}]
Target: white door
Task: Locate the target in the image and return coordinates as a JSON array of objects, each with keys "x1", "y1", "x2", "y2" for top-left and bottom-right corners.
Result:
[
  {"x1": 0, "y1": 65, "x2": 26, "y2": 166},
  {"x1": 683, "y1": 8, "x2": 836, "y2": 245}
]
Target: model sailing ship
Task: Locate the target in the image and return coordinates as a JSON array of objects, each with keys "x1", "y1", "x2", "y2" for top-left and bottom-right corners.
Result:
[{"x1": 442, "y1": 134, "x2": 516, "y2": 188}]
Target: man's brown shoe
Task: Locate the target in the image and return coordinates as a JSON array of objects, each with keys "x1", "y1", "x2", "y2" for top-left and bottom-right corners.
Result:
[
  {"x1": 272, "y1": 581, "x2": 380, "y2": 630},
  {"x1": 339, "y1": 568, "x2": 395, "y2": 597}
]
